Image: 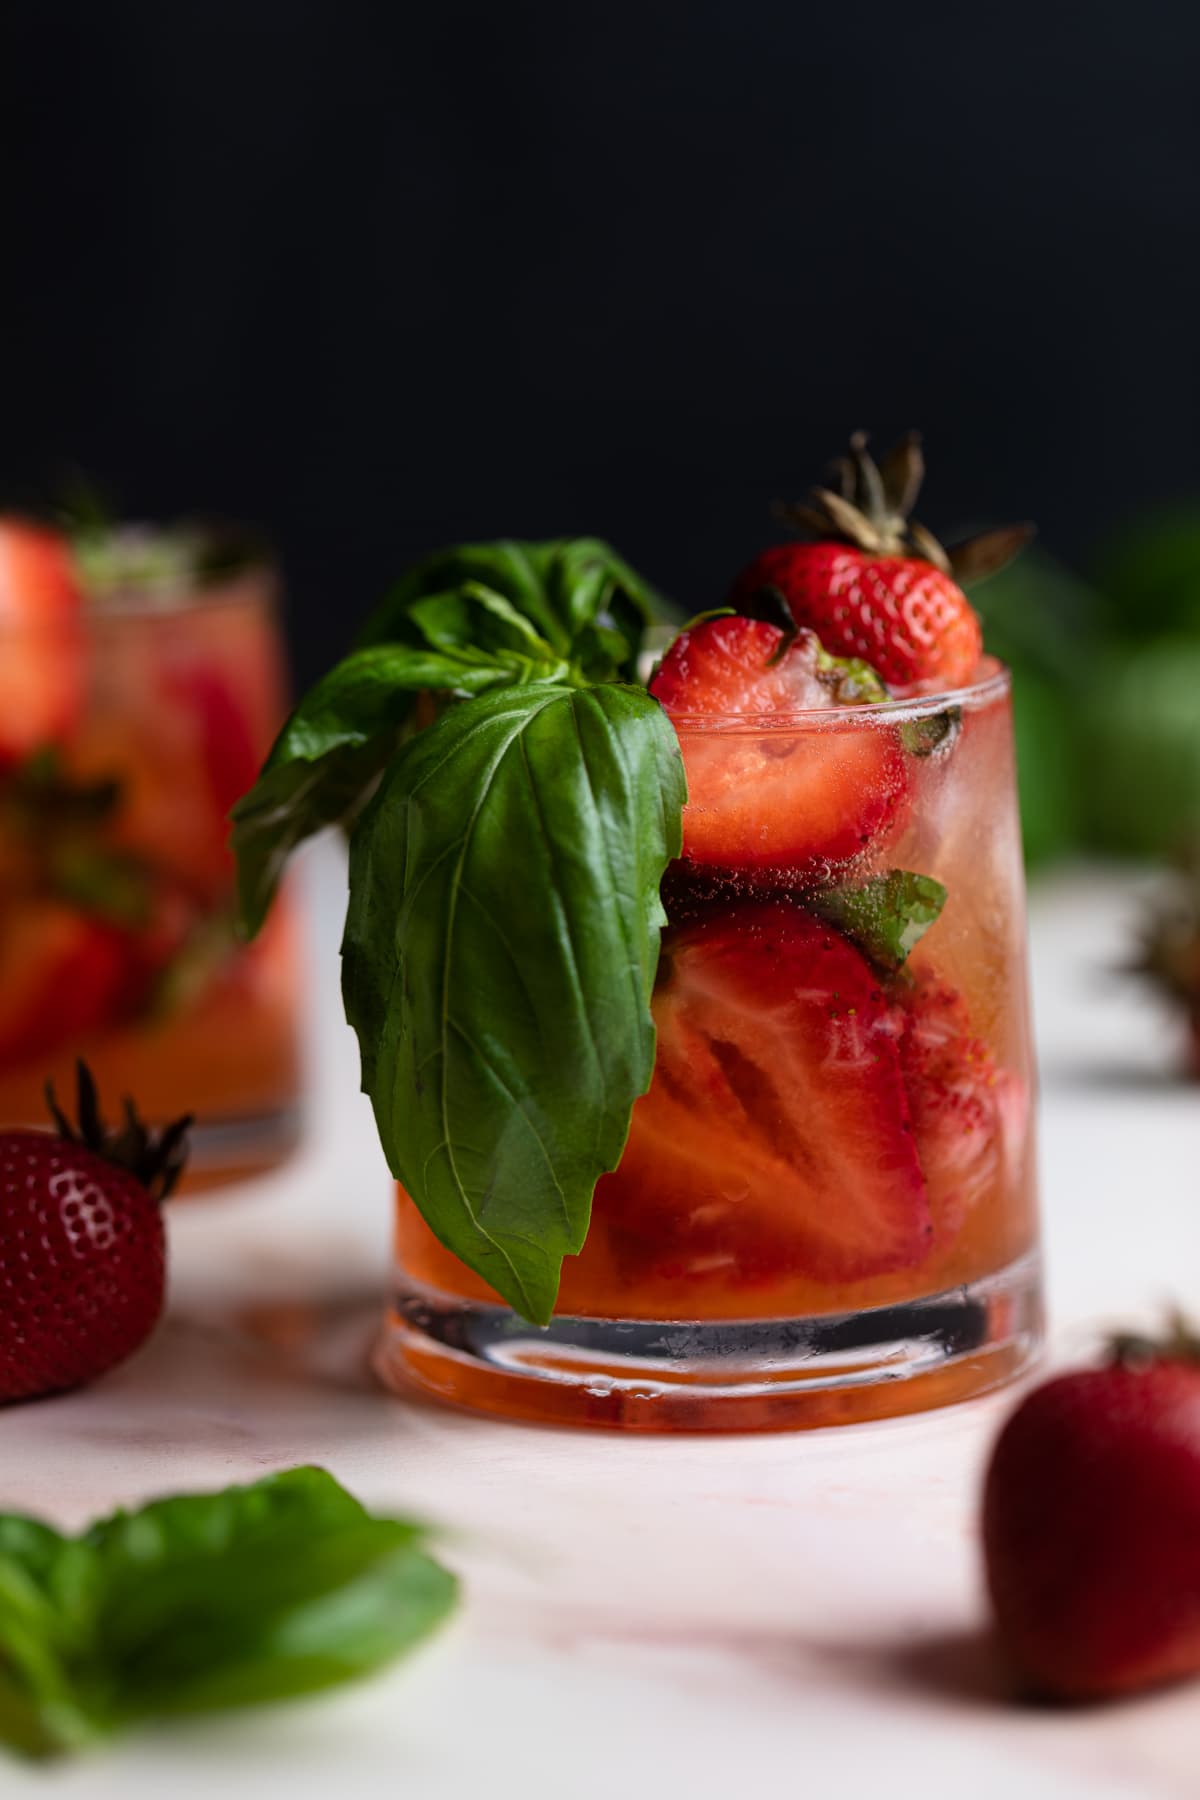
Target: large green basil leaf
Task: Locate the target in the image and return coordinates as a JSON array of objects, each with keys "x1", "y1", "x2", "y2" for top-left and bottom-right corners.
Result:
[
  {"x1": 231, "y1": 639, "x2": 566, "y2": 937},
  {"x1": 342, "y1": 681, "x2": 685, "y2": 1323},
  {"x1": 356, "y1": 537, "x2": 665, "y2": 682}
]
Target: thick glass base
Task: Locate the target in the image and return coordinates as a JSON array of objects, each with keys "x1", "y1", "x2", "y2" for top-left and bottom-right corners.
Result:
[
  {"x1": 375, "y1": 1251, "x2": 1043, "y2": 1433},
  {"x1": 176, "y1": 1104, "x2": 303, "y2": 1192}
]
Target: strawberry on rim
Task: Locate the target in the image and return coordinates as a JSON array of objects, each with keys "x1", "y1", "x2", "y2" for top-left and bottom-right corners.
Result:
[
  {"x1": 649, "y1": 611, "x2": 909, "y2": 875},
  {"x1": 731, "y1": 431, "x2": 1032, "y2": 694}
]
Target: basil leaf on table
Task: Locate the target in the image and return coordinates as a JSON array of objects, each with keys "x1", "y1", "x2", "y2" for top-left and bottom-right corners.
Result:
[
  {"x1": 811, "y1": 869, "x2": 947, "y2": 972},
  {"x1": 357, "y1": 537, "x2": 666, "y2": 681},
  {"x1": 342, "y1": 681, "x2": 686, "y2": 1324},
  {"x1": 231, "y1": 639, "x2": 565, "y2": 937},
  {"x1": 0, "y1": 1468, "x2": 457, "y2": 1761}
]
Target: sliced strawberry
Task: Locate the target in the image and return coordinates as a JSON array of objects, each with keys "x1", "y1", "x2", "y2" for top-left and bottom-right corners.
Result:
[
  {"x1": 0, "y1": 520, "x2": 85, "y2": 763},
  {"x1": 649, "y1": 615, "x2": 908, "y2": 874},
  {"x1": 593, "y1": 902, "x2": 932, "y2": 1287},
  {"x1": 898, "y1": 977, "x2": 1026, "y2": 1239},
  {"x1": 166, "y1": 662, "x2": 263, "y2": 823},
  {"x1": 0, "y1": 903, "x2": 131, "y2": 1071}
]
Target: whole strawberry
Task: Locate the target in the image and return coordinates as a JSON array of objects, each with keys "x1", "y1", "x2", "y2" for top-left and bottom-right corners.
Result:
[
  {"x1": 730, "y1": 432, "x2": 1032, "y2": 693},
  {"x1": 0, "y1": 1063, "x2": 190, "y2": 1402},
  {"x1": 983, "y1": 1322, "x2": 1200, "y2": 1700}
]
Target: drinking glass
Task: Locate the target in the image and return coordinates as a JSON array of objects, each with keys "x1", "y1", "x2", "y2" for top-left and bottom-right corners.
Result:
[
  {"x1": 377, "y1": 660, "x2": 1042, "y2": 1428},
  {"x1": 0, "y1": 540, "x2": 302, "y2": 1183}
]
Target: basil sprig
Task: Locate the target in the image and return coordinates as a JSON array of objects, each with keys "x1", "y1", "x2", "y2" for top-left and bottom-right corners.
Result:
[
  {"x1": 233, "y1": 539, "x2": 682, "y2": 1321},
  {"x1": 231, "y1": 637, "x2": 567, "y2": 936},
  {"x1": 358, "y1": 536, "x2": 661, "y2": 682},
  {"x1": 343, "y1": 682, "x2": 684, "y2": 1322},
  {"x1": 231, "y1": 537, "x2": 660, "y2": 936},
  {"x1": 0, "y1": 1468, "x2": 456, "y2": 1760}
]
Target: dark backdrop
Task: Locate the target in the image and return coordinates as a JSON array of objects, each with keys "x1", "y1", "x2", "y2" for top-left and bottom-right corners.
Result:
[{"x1": 4, "y1": 0, "x2": 1199, "y2": 684}]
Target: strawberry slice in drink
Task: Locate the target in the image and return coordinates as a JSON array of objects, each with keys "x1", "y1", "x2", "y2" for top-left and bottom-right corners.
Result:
[
  {"x1": 899, "y1": 975, "x2": 1028, "y2": 1241},
  {"x1": 0, "y1": 520, "x2": 85, "y2": 764},
  {"x1": 0, "y1": 903, "x2": 130, "y2": 1071},
  {"x1": 594, "y1": 901, "x2": 932, "y2": 1287},
  {"x1": 649, "y1": 614, "x2": 907, "y2": 874}
]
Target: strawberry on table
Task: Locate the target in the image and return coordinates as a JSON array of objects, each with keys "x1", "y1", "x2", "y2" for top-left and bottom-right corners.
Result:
[
  {"x1": 984, "y1": 1323, "x2": 1200, "y2": 1700},
  {"x1": 0, "y1": 1063, "x2": 190, "y2": 1402},
  {"x1": 649, "y1": 613, "x2": 908, "y2": 874},
  {"x1": 730, "y1": 431, "x2": 1031, "y2": 694},
  {"x1": 0, "y1": 518, "x2": 85, "y2": 763},
  {"x1": 595, "y1": 901, "x2": 933, "y2": 1287}
]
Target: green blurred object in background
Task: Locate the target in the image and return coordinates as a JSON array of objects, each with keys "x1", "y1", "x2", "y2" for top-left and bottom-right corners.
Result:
[
  {"x1": 971, "y1": 550, "x2": 1103, "y2": 871},
  {"x1": 1084, "y1": 639, "x2": 1200, "y2": 856},
  {"x1": 1094, "y1": 507, "x2": 1200, "y2": 641},
  {"x1": 971, "y1": 518, "x2": 1200, "y2": 873}
]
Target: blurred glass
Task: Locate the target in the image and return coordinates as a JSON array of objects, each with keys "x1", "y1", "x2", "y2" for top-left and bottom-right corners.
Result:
[{"x1": 0, "y1": 531, "x2": 302, "y2": 1184}]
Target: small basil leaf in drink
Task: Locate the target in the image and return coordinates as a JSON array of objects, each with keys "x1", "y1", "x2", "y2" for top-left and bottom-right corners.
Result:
[
  {"x1": 811, "y1": 870, "x2": 948, "y2": 971},
  {"x1": 342, "y1": 681, "x2": 685, "y2": 1324},
  {"x1": 0, "y1": 1468, "x2": 457, "y2": 1761},
  {"x1": 231, "y1": 640, "x2": 564, "y2": 938},
  {"x1": 901, "y1": 706, "x2": 963, "y2": 757}
]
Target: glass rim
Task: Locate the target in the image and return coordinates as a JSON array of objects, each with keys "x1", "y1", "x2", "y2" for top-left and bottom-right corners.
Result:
[
  {"x1": 0, "y1": 562, "x2": 279, "y2": 634},
  {"x1": 660, "y1": 655, "x2": 1011, "y2": 731}
]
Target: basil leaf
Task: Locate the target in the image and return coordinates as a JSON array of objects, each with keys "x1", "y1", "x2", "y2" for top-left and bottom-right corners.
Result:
[
  {"x1": 231, "y1": 639, "x2": 565, "y2": 937},
  {"x1": 358, "y1": 537, "x2": 665, "y2": 681},
  {"x1": 811, "y1": 870, "x2": 947, "y2": 971},
  {"x1": 342, "y1": 681, "x2": 685, "y2": 1323},
  {"x1": 0, "y1": 1468, "x2": 457, "y2": 1761}
]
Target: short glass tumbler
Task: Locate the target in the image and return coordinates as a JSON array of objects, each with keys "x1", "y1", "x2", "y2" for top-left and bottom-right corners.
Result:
[
  {"x1": 377, "y1": 660, "x2": 1042, "y2": 1429},
  {"x1": 0, "y1": 554, "x2": 302, "y2": 1184}
]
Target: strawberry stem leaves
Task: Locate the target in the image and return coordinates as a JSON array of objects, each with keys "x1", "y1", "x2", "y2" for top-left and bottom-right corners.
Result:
[{"x1": 44, "y1": 1062, "x2": 191, "y2": 1202}]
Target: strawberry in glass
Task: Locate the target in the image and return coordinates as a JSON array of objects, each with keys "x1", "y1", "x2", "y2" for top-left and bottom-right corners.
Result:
[{"x1": 0, "y1": 521, "x2": 302, "y2": 1183}]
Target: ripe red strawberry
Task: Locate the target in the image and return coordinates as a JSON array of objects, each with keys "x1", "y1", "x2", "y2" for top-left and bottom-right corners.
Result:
[
  {"x1": 594, "y1": 901, "x2": 932, "y2": 1286},
  {"x1": 0, "y1": 519, "x2": 85, "y2": 762},
  {"x1": 983, "y1": 1328, "x2": 1200, "y2": 1700},
  {"x1": 730, "y1": 432, "x2": 1032, "y2": 694},
  {"x1": 0, "y1": 1064, "x2": 190, "y2": 1403},
  {"x1": 649, "y1": 614, "x2": 908, "y2": 873}
]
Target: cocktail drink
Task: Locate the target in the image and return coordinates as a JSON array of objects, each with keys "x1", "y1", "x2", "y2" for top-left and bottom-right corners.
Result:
[
  {"x1": 236, "y1": 433, "x2": 1043, "y2": 1429},
  {"x1": 0, "y1": 521, "x2": 301, "y2": 1182},
  {"x1": 386, "y1": 653, "x2": 1039, "y2": 1425}
]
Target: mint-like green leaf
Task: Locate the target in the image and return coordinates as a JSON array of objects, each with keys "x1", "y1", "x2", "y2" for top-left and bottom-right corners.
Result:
[
  {"x1": 357, "y1": 538, "x2": 666, "y2": 681},
  {"x1": 231, "y1": 640, "x2": 565, "y2": 937},
  {"x1": 900, "y1": 707, "x2": 962, "y2": 757},
  {"x1": 0, "y1": 1468, "x2": 457, "y2": 1761},
  {"x1": 342, "y1": 681, "x2": 685, "y2": 1323},
  {"x1": 812, "y1": 870, "x2": 947, "y2": 971}
]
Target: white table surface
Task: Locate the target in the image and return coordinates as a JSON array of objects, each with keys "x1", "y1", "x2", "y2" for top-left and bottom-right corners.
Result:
[{"x1": 5, "y1": 842, "x2": 1200, "y2": 1800}]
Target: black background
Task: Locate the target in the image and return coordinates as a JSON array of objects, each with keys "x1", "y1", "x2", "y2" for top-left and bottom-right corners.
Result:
[{"x1": 4, "y1": 1, "x2": 1199, "y2": 684}]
